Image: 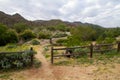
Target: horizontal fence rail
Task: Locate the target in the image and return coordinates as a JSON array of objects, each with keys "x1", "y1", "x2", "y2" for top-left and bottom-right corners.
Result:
[
  {"x1": 0, "y1": 47, "x2": 34, "y2": 66},
  {"x1": 0, "y1": 51, "x2": 24, "y2": 54},
  {"x1": 51, "y1": 42, "x2": 120, "y2": 64},
  {"x1": 53, "y1": 46, "x2": 90, "y2": 50}
]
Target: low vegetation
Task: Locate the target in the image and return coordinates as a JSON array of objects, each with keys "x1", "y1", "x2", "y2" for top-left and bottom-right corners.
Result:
[
  {"x1": 54, "y1": 50, "x2": 120, "y2": 66},
  {"x1": 0, "y1": 44, "x2": 29, "y2": 52},
  {"x1": 0, "y1": 44, "x2": 36, "y2": 70},
  {"x1": 30, "y1": 39, "x2": 40, "y2": 45}
]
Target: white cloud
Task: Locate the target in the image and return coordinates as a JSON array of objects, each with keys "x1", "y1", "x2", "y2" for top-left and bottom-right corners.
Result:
[{"x1": 0, "y1": 0, "x2": 120, "y2": 27}]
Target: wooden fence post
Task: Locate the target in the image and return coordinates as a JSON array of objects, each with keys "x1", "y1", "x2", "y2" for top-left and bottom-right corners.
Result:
[
  {"x1": 30, "y1": 47, "x2": 33, "y2": 65},
  {"x1": 117, "y1": 42, "x2": 120, "y2": 52},
  {"x1": 51, "y1": 46, "x2": 54, "y2": 64},
  {"x1": 50, "y1": 38, "x2": 52, "y2": 45},
  {"x1": 90, "y1": 43, "x2": 93, "y2": 58}
]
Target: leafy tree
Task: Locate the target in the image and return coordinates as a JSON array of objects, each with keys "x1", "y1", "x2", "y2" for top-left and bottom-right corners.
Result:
[
  {"x1": 46, "y1": 23, "x2": 69, "y2": 31},
  {"x1": 20, "y1": 29, "x2": 36, "y2": 41},
  {"x1": 0, "y1": 23, "x2": 8, "y2": 34},
  {"x1": 5, "y1": 29, "x2": 19, "y2": 43},
  {"x1": 13, "y1": 23, "x2": 30, "y2": 33},
  {"x1": 70, "y1": 26, "x2": 96, "y2": 41},
  {"x1": 56, "y1": 24, "x2": 68, "y2": 31},
  {"x1": 38, "y1": 31, "x2": 51, "y2": 39},
  {"x1": 0, "y1": 24, "x2": 18, "y2": 46}
]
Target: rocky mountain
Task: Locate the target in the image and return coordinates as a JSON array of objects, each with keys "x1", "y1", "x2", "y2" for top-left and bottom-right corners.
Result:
[
  {"x1": 0, "y1": 11, "x2": 29, "y2": 26},
  {"x1": 0, "y1": 11, "x2": 103, "y2": 28}
]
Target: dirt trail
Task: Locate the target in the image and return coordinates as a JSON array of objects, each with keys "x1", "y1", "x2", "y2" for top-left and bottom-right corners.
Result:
[
  {"x1": 33, "y1": 45, "x2": 57, "y2": 80},
  {"x1": 9, "y1": 45, "x2": 57, "y2": 80}
]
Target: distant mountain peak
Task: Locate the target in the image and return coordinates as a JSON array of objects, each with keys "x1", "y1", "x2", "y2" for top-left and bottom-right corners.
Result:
[
  {"x1": 12, "y1": 13, "x2": 24, "y2": 19},
  {"x1": 12, "y1": 13, "x2": 27, "y2": 22},
  {"x1": 12, "y1": 13, "x2": 21, "y2": 17},
  {"x1": 0, "y1": 11, "x2": 5, "y2": 14}
]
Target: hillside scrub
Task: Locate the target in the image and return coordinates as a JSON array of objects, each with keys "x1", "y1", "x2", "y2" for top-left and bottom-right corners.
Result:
[
  {"x1": 0, "y1": 24, "x2": 18, "y2": 46},
  {"x1": 31, "y1": 39, "x2": 40, "y2": 45},
  {"x1": 19, "y1": 29, "x2": 36, "y2": 41},
  {"x1": 13, "y1": 23, "x2": 31, "y2": 33},
  {"x1": 0, "y1": 44, "x2": 36, "y2": 70},
  {"x1": 38, "y1": 31, "x2": 51, "y2": 39}
]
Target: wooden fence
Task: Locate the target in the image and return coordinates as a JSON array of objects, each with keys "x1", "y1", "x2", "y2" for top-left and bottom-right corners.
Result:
[
  {"x1": 0, "y1": 47, "x2": 34, "y2": 65},
  {"x1": 51, "y1": 42, "x2": 120, "y2": 64}
]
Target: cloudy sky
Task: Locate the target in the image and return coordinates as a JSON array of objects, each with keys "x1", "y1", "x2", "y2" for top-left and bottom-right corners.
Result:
[{"x1": 0, "y1": 0, "x2": 120, "y2": 27}]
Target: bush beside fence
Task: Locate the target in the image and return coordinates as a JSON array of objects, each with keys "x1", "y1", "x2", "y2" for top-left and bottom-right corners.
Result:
[{"x1": 0, "y1": 47, "x2": 36, "y2": 69}]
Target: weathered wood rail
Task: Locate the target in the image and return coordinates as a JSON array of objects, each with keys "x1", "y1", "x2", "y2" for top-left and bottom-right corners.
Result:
[
  {"x1": 0, "y1": 51, "x2": 24, "y2": 54},
  {"x1": 0, "y1": 47, "x2": 34, "y2": 65},
  {"x1": 51, "y1": 42, "x2": 120, "y2": 64}
]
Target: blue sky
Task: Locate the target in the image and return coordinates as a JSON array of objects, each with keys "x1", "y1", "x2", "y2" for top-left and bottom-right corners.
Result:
[{"x1": 0, "y1": 0, "x2": 120, "y2": 27}]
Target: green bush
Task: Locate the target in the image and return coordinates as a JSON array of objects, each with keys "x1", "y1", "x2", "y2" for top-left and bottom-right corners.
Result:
[
  {"x1": 31, "y1": 39, "x2": 40, "y2": 45},
  {"x1": 104, "y1": 37, "x2": 115, "y2": 43},
  {"x1": 0, "y1": 44, "x2": 29, "y2": 52},
  {"x1": 73, "y1": 48, "x2": 88, "y2": 58},
  {"x1": 13, "y1": 23, "x2": 30, "y2": 33},
  {"x1": 38, "y1": 32, "x2": 51, "y2": 39},
  {"x1": 44, "y1": 46, "x2": 49, "y2": 51},
  {"x1": 20, "y1": 29, "x2": 36, "y2": 41},
  {"x1": 0, "y1": 24, "x2": 18, "y2": 46},
  {"x1": 53, "y1": 33, "x2": 67, "y2": 38},
  {"x1": 56, "y1": 39, "x2": 68, "y2": 44},
  {"x1": 0, "y1": 50, "x2": 36, "y2": 69},
  {"x1": 97, "y1": 37, "x2": 115, "y2": 44},
  {"x1": 5, "y1": 29, "x2": 19, "y2": 43},
  {"x1": 6, "y1": 44, "x2": 17, "y2": 49},
  {"x1": 33, "y1": 59, "x2": 41, "y2": 68}
]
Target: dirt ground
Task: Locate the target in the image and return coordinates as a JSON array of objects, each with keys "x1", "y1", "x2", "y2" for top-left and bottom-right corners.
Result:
[{"x1": 0, "y1": 45, "x2": 120, "y2": 80}]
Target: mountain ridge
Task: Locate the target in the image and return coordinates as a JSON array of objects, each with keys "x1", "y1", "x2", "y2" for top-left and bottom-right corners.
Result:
[{"x1": 0, "y1": 11, "x2": 103, "y2": 28}]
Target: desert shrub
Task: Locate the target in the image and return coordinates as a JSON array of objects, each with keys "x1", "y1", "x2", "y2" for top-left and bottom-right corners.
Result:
[
  {"x1": 0, "y1": 24, "x2": 18, "y2": 46},
  {"x1": 31, "y1": 39, "x2": 40, "y2": 45},
  {"x1": 6, "y1": 44, "x2": 17, "y2": 49},
  {"x1": 66, "y1": 36, "x2": 91, "y2": 47},
  {"x1": 74, "y1": 48, "x2": 89, "y2": 54},
  {"x1": 56, "y1": 39, "x2": 68, "y2": 45},
  {"x1": 45, "y1": 54, "x2": 50, "y2": 58},
  {"x1": 33, "y1": 58, "x2": 41, "y2": 68},
  {"x1": 0, "y1": 23, "x2": 8, "y2": 34},
  {"x1": 38, "y1": 32, "x2": 51, "y2": 39},
  {"x1": 104, "y1": 37, "x2": 115, "y2": 43},
  {"x1": 53, "y1": 33, "x2": 67, "y2": 38},
  {"x1": 0, "y1": 44, "x2": 29, "y2": 52},
  {"x1": 13, "y1": 23, "x2": 30, "y2": 33},
  {"x1": 73, "y1": 48, "x2": 88, "y2": 58},
  {"x1": 44, "y1": 46, "x2": 49, "y2": 51},
  {"x1": 0, "y1": 49, "x2": 36, "y2": 69},
  {"x1": 97, "y1": 37, "x2": 115, "y2": 44},
  {"x1": 5, "y1": 29, "x2": 19, "y2": 43},
  {"x1": 20, "y1": 29, "x2": 36, "y2": 41}
]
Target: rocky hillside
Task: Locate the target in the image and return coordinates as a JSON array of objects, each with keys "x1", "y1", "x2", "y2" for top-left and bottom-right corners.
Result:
[{"x1": 0, "y1": 11, "x2": 103, "y2": 28}]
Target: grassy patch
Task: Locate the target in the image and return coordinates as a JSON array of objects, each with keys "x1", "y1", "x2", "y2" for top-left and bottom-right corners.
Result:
[
  {"x1": 33, "y1": 58, "x2": 41, "y2": 68},
  {"x1": 52, "y1": 50, "x2": 120, "y2": 66},
  {"x1": 0, "y1": 44, "x2": 30, "y2": 52},
  {"x1": 93, "y1": 50, "x2": 120, "y2": 64},
  {"x1": 45, "y1": 54, "x2": 51, "y2": 58},
  {"x1": 54, "y1": 61, "x2": 71, "y2": 65},
  {"x1": 0, "y1": 73, "x2": 11, "y2": 79},
  {"x1": 31, "y1": 39, "x2": 40, "y2": 45}
]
